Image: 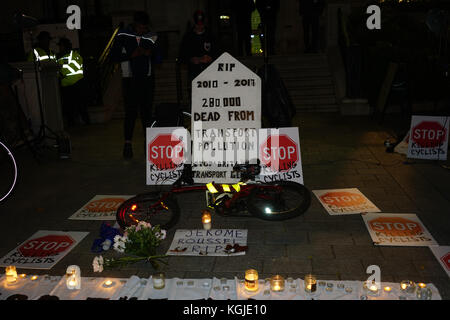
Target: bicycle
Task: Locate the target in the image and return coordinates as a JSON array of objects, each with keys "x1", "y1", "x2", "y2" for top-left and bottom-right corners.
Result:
[
  {"x1": 116, "y1": 162, "x2": 311, "y2": 230},
  {"x1": 0, "y1": 140, "x2": 18, "y2": 202}
]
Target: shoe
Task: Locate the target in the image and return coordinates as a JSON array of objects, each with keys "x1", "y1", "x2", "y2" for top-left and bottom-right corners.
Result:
[{"x1": 123, "y1": 143, "x2": 133, "y2": 159}]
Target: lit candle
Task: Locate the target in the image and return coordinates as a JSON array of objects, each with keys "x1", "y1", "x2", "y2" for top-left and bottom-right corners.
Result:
[
  {"x1": 384, "y1": 286, "x2": 392, "y2": 293},
  {"x1": 270, "y1": 275, "x2": 285, "y2": 292},
  {"x1": 152, "y1": 273, "x2": 165, "y2": 290},
  {"x1": 30, "y1": 275, "x2": 38, "y2": 281},
  {"x1": 304, "y1": 274, "x2": 317, "y2": 293},
  {"x1": 418, "y1": 283, "x2": 427, "y2": 289},
  {"x1": 201, "y1": 210, "x2": 212, "y2": 230},
  {"x1": 5, "y1": 266, "x2": 18, "y2": 284},
  {"x1": 19, "y1": 274, "x2": 27, "y2": 279},
  {"x1": 400, "y1": 280, "x2": 415, "y2": 294},
  {"x1": 66, "y1": 265, "x2": 81, "y2": 290},
  {"x1": 102, "y1": 280, "x2": 115, "y2": 288},
  {"x1": 244, "y1": 269, "x2": 259, "y2": 292}
]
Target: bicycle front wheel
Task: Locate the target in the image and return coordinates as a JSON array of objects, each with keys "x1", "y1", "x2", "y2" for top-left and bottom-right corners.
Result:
[
  {"x1": 116, "y1": 193, "x2": 180, "y2": 230},
  {"x1": 247, "y1": 181, "x2": 311, "y2": 221}
]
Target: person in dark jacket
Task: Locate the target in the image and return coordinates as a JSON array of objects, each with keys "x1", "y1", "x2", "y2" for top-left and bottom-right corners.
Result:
[
  {"x1": 232, "y1": 0, "x2": 256, "y2": 57},
  {"x1": 299, "y1": 0, "x2": 325, "y2": 53},
  {"x1": 179, "y1": 10, "x2": 216, "y2": 107},
  {"x1": 111, "y1": 11, "x2": 157, "y2": 159},
  {"x1": 255, "y1": 0, "x2": 280, "y2": 55}
]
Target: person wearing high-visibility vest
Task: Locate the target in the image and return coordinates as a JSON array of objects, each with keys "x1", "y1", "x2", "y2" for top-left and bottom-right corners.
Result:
[
  {"x1": 27, "y1": 31, "x2": 57, "y2": 62},
  {"x1": 57, "y1": 37, "x2": 90, "y2": 126}
]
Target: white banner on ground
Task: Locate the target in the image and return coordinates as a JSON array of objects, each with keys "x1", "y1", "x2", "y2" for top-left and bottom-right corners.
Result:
[
  {"x1": 69, "y1": 195, "x2": 134, "y2": 220},
  {"x1": 430, "y1": 246, "x2": 450, "y2": 279},
  {"x1": 0, "y1": 231, "x2": 89, "y2": 270},
  {"x1": 362, "y1": 213, "x2": 438, "y2": 247},
  {"x1": 166, "y1": 229, "x2": 248, "y2": 257},
  {"x1": 313, "y1": 188, "x2": 381, "y2": 215},
  {"x1": 191, "y1": 52, "x2": 261, "y2": 183},
  {"x1": 256, "y1": 128, "x2": 304, "y2": 184},
  {"x1": 146, "y1": 127, "x2": 191, "y2": 185},
  {"x1": 407, "y1": 116, "x2": 449, "y2": 160}
]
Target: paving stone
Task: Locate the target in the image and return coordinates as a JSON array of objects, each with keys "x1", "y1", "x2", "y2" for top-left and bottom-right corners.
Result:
[
  {"x1": 264, "y1": 230, "x2": 309, "y2": 245},
  {"x1": 311, "y1": 259, "x2": 366, "y2": 278},
  {"x1": 213, "y1": 257, "x2": 263, "y2": 273},
  {"x1": 287, "y1": 244, "x2": 334, "y2": 260},
  {"x1": 262, "y1": 257, "x2": 312, "y2": 274},
  {"x1": 309, "y1": 231, "x2": 354, "y2": 245},
  {"x1": 333, "y1": 245, "x2": 383, "y2": 260}
]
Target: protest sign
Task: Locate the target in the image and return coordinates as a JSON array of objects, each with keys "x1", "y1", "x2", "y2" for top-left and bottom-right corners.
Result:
[
  {"x1": 146, "y1": 127, "x2": 190, "y2": 185},
  {"x1": 166, "y1": 229, "x2": 248, "y2": 257},
  {"x1": 362, "y1": 213, "x2": 438, "y2": 246},
  {"x1": 0, "y1": 231, "x2": 88, "y2": 269},
  {"x1": 407, "y1": 116, "x2": 449, "y2": 160},
  {"x1": 191, "y1": 52, "x2": 261, "y2": 183},
  {"x1": 313, "y1": 188, "x2": 380, "y2": 215},
  {"x1": 69, "y1": 195, "x2": 134, "y2": 220},
  {"x1": 430, "y1": 246, "x2": 450, "y2": 278}
]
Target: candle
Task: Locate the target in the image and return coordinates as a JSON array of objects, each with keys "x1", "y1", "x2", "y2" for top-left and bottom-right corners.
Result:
[
  {"x1": 244, "y1": 269, "x2": 259, "y2": 292},
  {"x1": 5, "y1": 266, "x2": 18, "y2": 284},
  {"x1": 270, "y1": 275, "x2": 285, "y2": 292},
  {"x1": 152, "y1": 273, "x2": 165, "y2": 289},
  {"x1": 418, "y1": 283, "x2": 427, "y2": 289},
  {"x1": 363, "y1": 281, "x2": 379, "y2": 296},
  {"x1": 384, "y1": 286, "x2": 392, "y2": 293},
  {"x1": 304, "y1": 274, "x2": 317, "y2": 293},
  {"x1": 103, "y1": 280, "x2": 115, "y2": 288},
  {"x1": 400, "y1": 280, "x2": 416, "y2": 294},
  {"x1": 66, "y1": 265, "x2": 81, "y2": 290},
  {"x1": 31, "y1": 275, "x2": 38, "y2": 281},
  {"x1": 201, "y1": 210, "x2": 212, "y2": 230},
  {"x1": 19, "y1": 274, "x2": 27, "y2": 279}
]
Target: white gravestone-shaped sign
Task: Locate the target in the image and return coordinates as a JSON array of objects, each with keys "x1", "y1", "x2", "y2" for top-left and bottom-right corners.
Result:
[{"x1": 191, "y1": 52, "x2": 262, "y2": 183}]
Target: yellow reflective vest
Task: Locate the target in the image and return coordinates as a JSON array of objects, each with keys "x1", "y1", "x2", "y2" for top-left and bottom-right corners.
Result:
[
  {"x1": 27, "y1": 47, "x2": 57, "y2": 62},
  {"x1": 57, "y1": 50, "x2": 84, "y2": 87}
]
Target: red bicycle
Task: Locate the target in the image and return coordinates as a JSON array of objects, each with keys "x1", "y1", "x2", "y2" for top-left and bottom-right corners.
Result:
[{"x1": 116, "y1": 163, "x2": 311, "y2": 230}]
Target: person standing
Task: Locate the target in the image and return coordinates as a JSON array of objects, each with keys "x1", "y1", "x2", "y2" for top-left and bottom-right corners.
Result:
[
  {"x1": 232, "y1": 0, "x2": 256, "y2": 57},
  {"x1": 299, "y1": 0, "x2": 325, "y2": 53},
  {"x1": 179, "y1": 10, "x2": 216, "y2": 95},
  {"x1": 27, "y1": 31, "x2": 57, "y2": 62},
  {"x1": 111, "y1": 11, "x2": 157, "y2": 159},
  {"x1": 57, "y1": 37, "x2": 90, "y2": 127},
  {"x1": 255, "y1": 0, "x2": 280, "y2": 56}
]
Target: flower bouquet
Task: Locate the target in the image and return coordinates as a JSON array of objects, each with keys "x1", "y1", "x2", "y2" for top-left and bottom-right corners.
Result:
[{"x1": 93, "y1": 221, "x2": 168, "y2": 272}]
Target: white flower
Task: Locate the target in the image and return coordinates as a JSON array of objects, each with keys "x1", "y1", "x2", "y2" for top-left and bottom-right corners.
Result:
[
  {"x1": 156, "y1": 229, "x2": 167, "y2": 240},
  {"x1": 113, "y1": 239, "x2": 126, "y2": 253},
  {"x1": 92, "y1": 256, "x2": 104, "y2": 273}
]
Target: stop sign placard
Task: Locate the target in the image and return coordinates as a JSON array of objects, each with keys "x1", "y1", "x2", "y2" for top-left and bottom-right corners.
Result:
[
  {"x1": 369, "y1": 217, "x2": 423, "y2": 237},
  {"x1": 19, "y1": 235, "x2": 74, "y2": 257},
  {"x1": 441, "y1": 253, "x2": 450, "y2": 271},
  {"x1": 320, "y1": 191, "x2": 366, "y2": 207},
  {"x1": 411, "y1": 121, "x2": 447, "y2": 148},
  {"x1": 85, "y1": 197, "x2": 126, "y2": 213},
  {"x1": 260, "y1": 134, "x2": 298, "y2": 172},
  {"x1": 149, "y1": 134, "x2": 185, "y2": 170}
]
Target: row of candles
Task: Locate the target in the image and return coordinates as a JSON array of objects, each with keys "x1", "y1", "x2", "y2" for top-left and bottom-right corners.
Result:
[{"x1": 5, "y1": 266, "x2": 432, "y2": 299}]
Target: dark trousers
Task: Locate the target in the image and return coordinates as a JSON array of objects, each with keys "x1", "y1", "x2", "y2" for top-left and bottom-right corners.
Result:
[
  {"x1": 122, "y1": 76, "x2": 154, "y2": 141},
  {"x1": 60, "y1": 79, "x2": 90, "y2": 126},
  {"x1": 302, "y1": 13, "x2": 320, "y2": 53}
]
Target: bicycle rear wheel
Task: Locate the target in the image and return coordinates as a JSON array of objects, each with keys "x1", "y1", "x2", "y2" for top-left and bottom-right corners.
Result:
[
  {"x1": 116, "y1": 193, "x2": 180, "y2": 230},
  {"x1": 247, "y1": 181, "x2": 311, "y2": 221}
]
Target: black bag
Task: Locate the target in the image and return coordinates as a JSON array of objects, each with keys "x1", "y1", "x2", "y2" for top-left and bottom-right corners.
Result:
[{"x1": 154, "y1": 103, "x2": 181, "y2": 127}]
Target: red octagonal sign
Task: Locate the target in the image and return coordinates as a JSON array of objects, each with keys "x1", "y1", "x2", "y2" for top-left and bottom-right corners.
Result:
[
  {"x1": 260, "y1": 134, "x2": 298, "y2": 172},
  {"x1": 441, "y1": 252, "x2": 450, "y2": 271},
  {"x1": 19, "y1": 235, "x2": 74, "y2": 257},
  {"x1": 148, "y1": 134, "x2": 184, "y2": 170},
  {"x1": 411, "y1": 121, "x2": 447, "y2": 148}
]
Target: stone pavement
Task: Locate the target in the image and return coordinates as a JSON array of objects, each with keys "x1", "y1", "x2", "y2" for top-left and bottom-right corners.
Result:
[{"x1": 1, "y1": 113, "x2": 449, "y2": 299}]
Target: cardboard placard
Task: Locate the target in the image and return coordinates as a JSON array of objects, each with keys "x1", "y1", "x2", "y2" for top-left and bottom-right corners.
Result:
[
  {"x1": 166, "y1": 229, "x2": 248, "y2": 257},
  {"x1": 313, "y1": 188, "x2": 380, "y2": 215},
  {"x1": 362, "y1": 213, "x2": 438, "y2": 247},
  {"x1": 191, "y1": 52, "x2": 261, "y2": 183},
  {"x1": 69, "y1": 195, "x2": 134, "y2": 220},
  {"x1": 0, "y1": 231, "x2": 89, "y2": 270},
  {"x1": 146, "y1": 127, "x2": 190, "y2": 185},
  {"x1": 407, "y1": 116, "x2": 449, "y2": 160}
]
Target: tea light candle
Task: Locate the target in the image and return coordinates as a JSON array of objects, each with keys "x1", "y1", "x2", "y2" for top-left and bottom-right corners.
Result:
[
  {"x1": 384, "y1": 286, "x2": 392, "y2": 293},
  {"x1": 5, "y1": 266, "x2": 18, "y2": 284},
  {"x1": 244, "y1": 269, "x2": 259, "y2": 292},
  {"x1": 304, "y1": 274, "x2": 317, "y2": 293},
  {"x1": 152, "y1": 273, "x2": 165, "y2": 290},
  {"x1": 270, "y1": 275, "x2": 285, "y2": 292},
  {"x1": 418, "y1": 283, "x2": 427, "y2": 289},
  {"x1": 400, "y1": 280, "x2": 416, "y2": 294},
  {"x1": 364, "y1": 281, "x2": 379, "y2": 295},
  {"x1": 30, "y1": 275, "x2": 38, "y2": 281},
  {"x1": 66, "y1": 266, "x2": 81, "y2": 290},
  {"x1": 19, "y1": 274, "x2": 27, "y2": 279},
  {"x1": 102, "y1": 280, "x2": 115, "y2": 288},
  {"x1": 202, "y1": 210, "x2": 212, "y2": 230}
]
